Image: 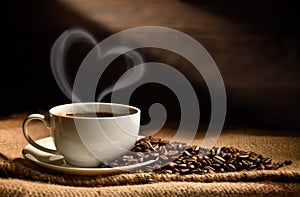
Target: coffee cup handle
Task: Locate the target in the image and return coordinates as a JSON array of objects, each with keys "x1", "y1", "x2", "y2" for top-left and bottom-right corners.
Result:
[{"x1": 22, "y1": 114, "x2": 59, "y2": 154}]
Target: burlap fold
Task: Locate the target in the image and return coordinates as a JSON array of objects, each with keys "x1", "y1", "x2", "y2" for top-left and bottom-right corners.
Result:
[
  {"x1": 0, "y1": 153, "x2": 299, "y2": 188},
  {"x1": 1, "y1": 178, "x2": 300, "y2": 197}
]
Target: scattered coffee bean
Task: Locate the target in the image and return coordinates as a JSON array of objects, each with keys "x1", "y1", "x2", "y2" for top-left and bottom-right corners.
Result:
[
  {"x1": 284, "y1": 160, "x2": 292, "y2": 165},
  {"x1": 96, "y1": 136, "x2": 292, "y2": 175},
  {"x1": 265, "y1": 164, "x2": 274, "y2": 170},
  {"x1": 276, "y1": 162, "x2": 282, "y2": 168}
]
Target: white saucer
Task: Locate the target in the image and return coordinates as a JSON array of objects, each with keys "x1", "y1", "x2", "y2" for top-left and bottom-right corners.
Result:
[{"x1": 22, "y1": 136, "x2": 157, "y2": 176}]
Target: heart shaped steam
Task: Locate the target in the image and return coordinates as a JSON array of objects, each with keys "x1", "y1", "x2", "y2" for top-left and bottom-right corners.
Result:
[{"x1": 50, "y1": 28, "x2": 145, "y2": 102}]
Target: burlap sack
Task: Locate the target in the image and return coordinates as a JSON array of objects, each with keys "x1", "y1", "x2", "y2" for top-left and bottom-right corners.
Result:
[{"x1": 0, "y1": 115, "x2": 299, "y2": 196}]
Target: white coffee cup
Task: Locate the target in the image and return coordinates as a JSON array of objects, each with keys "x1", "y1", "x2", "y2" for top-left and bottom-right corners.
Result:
[{"x1": 22, "y1": 102, "x2": 140, "y2": 167}]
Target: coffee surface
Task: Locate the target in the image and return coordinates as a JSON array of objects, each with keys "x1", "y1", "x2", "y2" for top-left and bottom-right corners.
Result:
[{"x1": 65, "y1": 111, "x2": 134, "y2": 117}]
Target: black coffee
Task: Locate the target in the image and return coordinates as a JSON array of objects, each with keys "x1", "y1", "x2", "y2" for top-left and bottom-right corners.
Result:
[{"x1": 65, "y1": 111, "x2": 135, "y2": 118}]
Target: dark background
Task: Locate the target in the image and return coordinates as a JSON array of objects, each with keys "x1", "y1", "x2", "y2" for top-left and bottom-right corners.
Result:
[{"x1": 2, "y1": 0, "x2": 300, "y2": 131}]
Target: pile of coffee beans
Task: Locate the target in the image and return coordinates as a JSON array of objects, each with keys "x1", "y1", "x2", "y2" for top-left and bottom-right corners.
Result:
[{"x1": 99, "y1": 136, "x2": 292, "y2": 175}]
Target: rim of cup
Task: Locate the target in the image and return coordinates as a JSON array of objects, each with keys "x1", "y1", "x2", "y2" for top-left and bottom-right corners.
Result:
[{"x1": 49, "y1": 102, "x2": 140, "y2": 120}]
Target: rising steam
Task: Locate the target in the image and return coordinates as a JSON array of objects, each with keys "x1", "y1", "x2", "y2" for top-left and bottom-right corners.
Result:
[{"x1": 50, "y1": 28, "x2": 145, "y2": 102}]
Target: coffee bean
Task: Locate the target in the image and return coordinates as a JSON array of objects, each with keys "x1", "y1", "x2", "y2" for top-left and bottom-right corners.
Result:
[
  {"x1": 153, "y1": 164, "x2": 162, "y2": 169},
  {"x1": 174, "y1": 160, "x2": 182, "y2": 164},
  {"x1": 201, "y1": 159, "x2": 207, "y2": 166},
  {"x1": 216, "y1": 147, "x2": 222, "y2": 156},
  {"x1": 249, "y1": 164, "x2": 257, "y2": 170},
  {"x1": 228, "y1": 163, "x2": 236, "y2": 171},
  {"x1": 231, "y1": 147, "x2": 238, "y2": 153},
  {"x1": 123, "y1": 155, "x2": 134, "y2": 160},
  {"x1": 153, "y1": 144, "x2": 160, "y2": 150},
  {"x1": 128, "y1": 158, "x2": 138, "y2": 164},
  {"x1": 165, "y1": 162, "x2": 177, "y2": 169},
  {"x1": 204, "y1": 156, "x2": 210, "y2": 160},
  {"x1": 150, "y1": 138, "x2": 160, "y2": 144},
  {"x1": 277, "y1": 162, "x2": 284, "y2": 167},
  {"x1": 179, "y1": 168, "x2": 190, "y2": 174},
  {"x1": 136, "y1": 152, "x2": 144, "y2": 157},
  {"x1": 177, "y1": 143, "x2": 185, "y2": 150},
  {"x1": 265, "y1": 164, "x2": 274, "y2": 170},
  {"x1": 159, "y1": 139, "x2": 169, "y2": 145},
  {"x1": 143, "y1": 142, "x2": 150, "y2": 149},
  {"x1": 249, "y1": 155, "x2": 258, "y2": 161},
  {"x1": 208, "y1": 160, "x2": 214, "y2": 167},
  {"x1": 232, "y1": 153, "x2": 238, "y2": 158},
  {"x1": 150, "y1": 152, "x2": 160, "y2": 157},
  {"x1": 284, "y1": 160, "x2": 292, "y2": 165},
  {"x1": 255, "y1": 158, "x2": 261, "y2": 164},
  {"x1": 194, "y1": 161, "x2": 202, "y2": 168},
  {"x1": 242, "y1": 160, "x2": 250, "y2": 166},
  {"x1": 159, "y1": 155, "x2": 168, "y2": 161},
  {"x1": 178, "y1": 164, "x2": 188, "y2": 168},
  {"x1": 204, "y1": 166, "x2": 215, "y2": 171},
  {"x1": 165, "y1": 170, "x2": 173, "y2": 174},
  {"x1": 213, "y1": 155, "x2": 226, "y2": 164},
  {"x1": 237, "y1": 162, "x2": 243, "y2": 169},
  {"x1": 238, "y1": 154, "x2": 249, "y2": 159},
  {"x1": 146, "y1": 142, "x2": 157, "y2": 151},
  {"x1": 263, "y1": 158, "x2": 272, "y2": 164},
  {"x1": 257, "y1": 164, "x2": 265, "y2": 170},
  {"x1": 205, "y1": 151, "x2": 212, "y2": 157},
  {"x1": 222, "y1": 153, "x2": 232, "y2": 160},
  {"x1": 197, "y1": 155, "x2": 204, "y2": 161},
  {"x1": 193, "y1": 145, "x2": 200, "y2": 152},
  {"x1": 134, "y1": 146, "x2": 143, "y2": 152},
  {"x1": 227, "y1": 158, "x2": 235, "y2": 164},
  {"x1": 187, "y1": 158, "x2": 196, "y2": 162},
  {"x1": 98, "y1": 136, "x2": 292, "y2": 175},
  {"x1": 211, "y1": 148, "x2": 216, "y2": 156},
  {"x1": 160, "y1": 146, "x2": 168, "y2": 156},
  {"x1": 138, "y1": 157, "x2": 144, "y2": 162},
  {"x1": 213, "y1": 163, "x2": 221, "y2": 168},
  {"x1": 168, "y1": 150, "x2": 179, "y2": 156},
  {"x1": 183, "y1": 150, "x2": 192, "y2": 156}
]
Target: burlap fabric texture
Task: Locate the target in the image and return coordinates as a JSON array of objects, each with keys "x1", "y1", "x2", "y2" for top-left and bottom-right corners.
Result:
[{"x1": 0, "y1": 115, "x2": 299, "y2": 196}]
